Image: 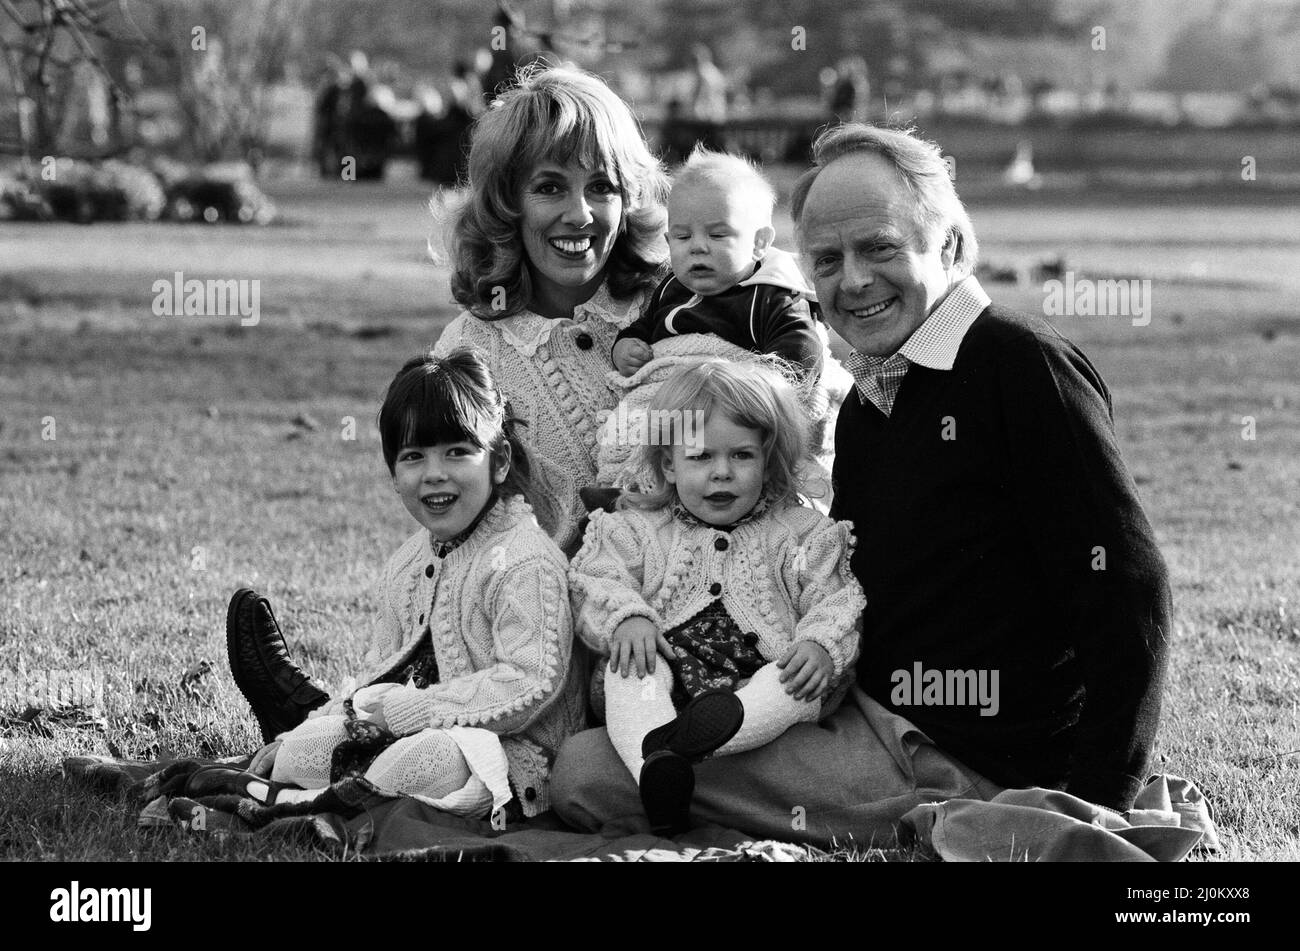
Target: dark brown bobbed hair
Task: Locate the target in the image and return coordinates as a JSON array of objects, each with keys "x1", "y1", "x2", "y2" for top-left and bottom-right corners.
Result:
[{"x1": 378, "y1": 346, "x2": 531, "y2": 499}]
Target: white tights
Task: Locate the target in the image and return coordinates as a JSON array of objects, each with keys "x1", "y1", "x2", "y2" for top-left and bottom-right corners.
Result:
[
  {"x1": 604, "y1": 662, "x2": 821, "y2": 780},
  {"x1": 270, "y1": 715, "x2": 471, "y2": 801}
]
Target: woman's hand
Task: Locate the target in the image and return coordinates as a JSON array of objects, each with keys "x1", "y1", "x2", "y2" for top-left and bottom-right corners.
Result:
[
  {"x1": 612, "y1": 338, "x2": 653, "y2": 376},
  {"x1": 609, "y1": 616, "x2": 672, "y2": 678},
  {"x1": 777, "y1": 641, "x2": 833, "y2": 701}
]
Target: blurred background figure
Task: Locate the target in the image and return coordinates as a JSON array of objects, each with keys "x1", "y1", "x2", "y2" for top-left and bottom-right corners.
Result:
[
  {"x1": 826, "y1": 55, "x2": 871, "y2": 124},
  {"x1": 311, "y1": 56, "x2": 348, "y2": 176},
  {"x1": 673, "y1": 43, "x2": 727, "y2": 154},
  {"x1": 482, "y1": 5, "x2": 519, "y2": 102},
  {"x1": 690, "y1": 43, "x2": 728, "y2": 124},
  {"x1": 413, "y1": 60, "x2": 480, "y2": 185},
  {"x1": 1003, "y1": 139, "x2": 1042, "y2": 190}
]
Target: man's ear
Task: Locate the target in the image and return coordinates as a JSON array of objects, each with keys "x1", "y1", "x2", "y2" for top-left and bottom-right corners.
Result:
[
  {"x1": 753, "y1": 225, "x2": 776, "y2": 260},
  {"x1": 493, "y1": 440, "x2": 512, "y2": 485},
  {"x1": 940, "y1": 229, "x2": 959, "y2": 269}
]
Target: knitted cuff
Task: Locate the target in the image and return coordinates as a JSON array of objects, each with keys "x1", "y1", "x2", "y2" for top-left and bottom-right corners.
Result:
[
  {"x1": 598, "y1": 602, "x2": 661, "y2": 648},
  {"x1": 380, "y1": 686, "x2": 436, "y2": 737}
]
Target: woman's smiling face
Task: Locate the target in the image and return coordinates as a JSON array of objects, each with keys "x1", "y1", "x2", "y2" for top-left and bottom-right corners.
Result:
[{"x1": 520, "y1": 161, "x2": 624, "y2": 317}]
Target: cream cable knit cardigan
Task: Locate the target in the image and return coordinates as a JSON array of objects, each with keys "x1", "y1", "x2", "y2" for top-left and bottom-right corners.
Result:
[
  {"x1": 358, "y1": 495, "x2": 586, "y2": 816},
  {"x1": 569, "y1": 502, "x2": 866, "y2": 681},
  {"x1": 433, "y1": 284, "x2": 646, "y2": 554}
]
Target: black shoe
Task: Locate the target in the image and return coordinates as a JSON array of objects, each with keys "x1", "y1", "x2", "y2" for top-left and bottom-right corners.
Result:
[
  {"x1": 183, "y1": 764, "x2": 286, "y2": 802},
  {"x1": 642, "y1": 689, "x2": 744, "y2": 763},
  {"x1": 639, "y1": 749, "x2": 695, "y2": 837},
  {"x1": 226, "y1": 588, "x2": 329, "y2": 743}
]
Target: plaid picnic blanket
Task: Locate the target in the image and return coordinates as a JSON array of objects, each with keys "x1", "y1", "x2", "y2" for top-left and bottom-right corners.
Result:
[
  {"x1": 60, "y1": 754, "x2": 812, "y2": 862},
  {"x1": 62, "y1": 753, "x2": 1217, "y2": 862}
]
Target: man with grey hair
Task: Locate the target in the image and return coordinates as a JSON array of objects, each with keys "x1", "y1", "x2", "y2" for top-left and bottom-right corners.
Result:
[
  {"x1": 800, "y1": 123, "x2": 1170, "y2": 809},
  {"x1": 552, "y1": 124, "x2": 1170, "y2": 843}
]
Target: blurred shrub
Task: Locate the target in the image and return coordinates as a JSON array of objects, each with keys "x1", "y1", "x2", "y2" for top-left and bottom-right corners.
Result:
[
  {"x1": 163, "y1": 174, "x2": 275, "y2": 225},
  {"x1": 0, "y1": 159, "x2": 274, "y2": 225},
  {"x1": 0, "y1": 159, "x2": 165, "y2": 223}
]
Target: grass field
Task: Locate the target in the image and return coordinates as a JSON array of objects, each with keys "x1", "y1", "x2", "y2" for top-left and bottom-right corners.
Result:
[{"x1": 2, "y1": 172, "x2": 1298, "y2": 860}]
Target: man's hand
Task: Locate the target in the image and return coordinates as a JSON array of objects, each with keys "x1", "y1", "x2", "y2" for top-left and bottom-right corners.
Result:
[
  {"x1": 609, "y1": 616, "x2": 673, "y2": 678},
  {"x1": 777, "y1": 641, "x2": 833, "y2": 701},
  {"x1": 612, "y1": 338, "x2": 654, "y2": 376}
]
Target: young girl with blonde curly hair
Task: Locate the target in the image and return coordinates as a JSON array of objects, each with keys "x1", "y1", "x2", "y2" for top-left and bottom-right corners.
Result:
[{"x1": 568, "y1": 359, "x2": 865, "y2": 834}]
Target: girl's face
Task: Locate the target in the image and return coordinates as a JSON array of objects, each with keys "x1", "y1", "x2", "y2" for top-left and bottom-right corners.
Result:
[
  {"x1": 663, "y1": 414, "x2": 765, "y2": 527},
  {"x1": 392, "y1": 439, "x2": 508, "y2": 541},
  {"x1": 519, "y1": 161, "x2": 623, "y2": 317}
]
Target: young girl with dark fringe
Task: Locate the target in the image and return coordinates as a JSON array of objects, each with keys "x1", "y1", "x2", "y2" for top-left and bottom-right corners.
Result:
[
  {"x1": 568, "y1": 359, "x2": 866, "y2": 835},
  {"x1": 191, "y1": 347, "x2": 586, "y2": 823}
]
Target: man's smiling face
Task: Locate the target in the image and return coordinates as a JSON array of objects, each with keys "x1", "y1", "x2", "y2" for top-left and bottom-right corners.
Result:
[{"x1": 800, "y1": 152, "x2": 956, "y2": 356}]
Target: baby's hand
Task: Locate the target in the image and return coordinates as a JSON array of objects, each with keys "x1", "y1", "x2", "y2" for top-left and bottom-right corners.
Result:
[
  {"x1": 609, "y1": 616, "x2": 673, "y2": 679},
  {"x1": 612, "y1": 338, "x2": 653, "y2": 376},
  {"x1": 777, "y1": 641, "x2": 833, "y2": 701}
]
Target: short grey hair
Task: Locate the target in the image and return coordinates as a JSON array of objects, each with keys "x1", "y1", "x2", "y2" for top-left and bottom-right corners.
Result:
[{"x1": 790, "y1": 124, "x2": 978, "y2": 273}]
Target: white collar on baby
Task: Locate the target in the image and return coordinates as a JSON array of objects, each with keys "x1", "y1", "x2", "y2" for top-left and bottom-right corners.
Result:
[{"x1": 497, "y1": 282, "x2": 643, "y2": 358}]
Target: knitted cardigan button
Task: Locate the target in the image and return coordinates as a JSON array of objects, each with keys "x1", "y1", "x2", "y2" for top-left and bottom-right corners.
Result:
[
  {"x1": 575, "y1": 332, "x2": 593, "y2": 350},
  {"x1": 709, "y1": 582, "x2": 722, "y2": 596},
  {"x1": 425, "y1": 564, "x2": 435, "y2": 578},
  {"x1": 714, "y1": 537, "x2": 729, "y2": 551},
  {"x1": 524, "y1": 786, "x2": 537, "y2": 801}
]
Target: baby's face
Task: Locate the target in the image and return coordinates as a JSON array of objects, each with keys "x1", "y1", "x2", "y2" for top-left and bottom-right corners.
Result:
[{"x1": 667, "y1": 180, "x2": 770, "y2": 296}]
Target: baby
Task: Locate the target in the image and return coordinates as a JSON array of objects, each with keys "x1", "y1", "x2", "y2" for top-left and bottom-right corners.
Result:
[
  {"x1": 612, "y1": 146, "x2": 822, "y2": 381},
  {"x1": 594, "y1": 147, "x2": 844, "y2": 503}
]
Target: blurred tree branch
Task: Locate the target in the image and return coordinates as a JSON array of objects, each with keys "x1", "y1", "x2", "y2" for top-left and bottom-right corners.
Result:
[
  {"x1": 135, "y1": 0, "x2": 310, "y2": 162},
  {"x1": 0, "y1": 0, "x2": 152, "y2": 159}
]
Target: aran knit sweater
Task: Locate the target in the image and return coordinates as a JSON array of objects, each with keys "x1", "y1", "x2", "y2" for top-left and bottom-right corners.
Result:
[
  {"x1": 833, "y1": 303, "x2": 1171, "y2": 811},
  {"x1": 433, "y1": 284, "x2": 646, "y2": 555},
  {"x1": 360, "y1": 495, "x2": 587, "y2": 816},
  {"x1": 569, "y1": 502, "x2": 865, "y2": 681}
]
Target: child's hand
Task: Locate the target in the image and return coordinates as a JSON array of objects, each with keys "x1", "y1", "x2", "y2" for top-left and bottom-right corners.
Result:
[
  {"x1": 609, "y1": 616, "x2": 673, "y2": 679},
  {"x1": 351, "y1": 683, "x2": 394, "y2": 727},
  {"x1": 249, "y1": 739, "x2": 281, "y2": 778},
  {"x1": 777, "y1": 641, "x2": 833, "y2": 701},
  {"x1": 612, "y1": 338, "x2": 653, "y2": 376}
]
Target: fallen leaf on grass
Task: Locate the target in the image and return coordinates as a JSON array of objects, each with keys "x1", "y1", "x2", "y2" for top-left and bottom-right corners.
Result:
[
  {"x1": 0, "y1": 704, "x2": 107, "y2": 738},
  {"x1": 180, "y1": 659, "x2": 212, "y2": 697}
]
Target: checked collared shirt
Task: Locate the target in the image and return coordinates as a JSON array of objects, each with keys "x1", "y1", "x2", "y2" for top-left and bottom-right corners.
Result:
[{"x1": 844, "y1": 275, "x2": 992, "y2": 416}]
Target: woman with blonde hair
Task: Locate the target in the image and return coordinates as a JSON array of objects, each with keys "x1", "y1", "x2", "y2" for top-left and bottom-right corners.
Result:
[{"x1": 435, "y1": 64, "x2": 670, "y2": 555}]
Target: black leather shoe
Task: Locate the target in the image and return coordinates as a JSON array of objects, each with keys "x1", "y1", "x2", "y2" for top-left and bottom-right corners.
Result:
[
  {"x1": 642, "y1": 689, "x2": 744, "y2": 763},
  {"x1": 639, "y1": 750, "x2": 694, "y2": 837},
  {"x1": 184, "y1": 764, "x2": 285, "y2": 802},
  {"x1": 226, "y1": 588, "x2": 329, "y2": 743}
]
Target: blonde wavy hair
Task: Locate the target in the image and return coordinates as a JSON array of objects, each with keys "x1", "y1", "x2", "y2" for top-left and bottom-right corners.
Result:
[
  {"x1": 448, "y1": 65, "x2": 669, "y2": 320},
  {"x1": 623, "y1": 360, "x2": 810, "y2": 513}
]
